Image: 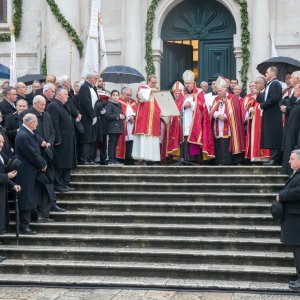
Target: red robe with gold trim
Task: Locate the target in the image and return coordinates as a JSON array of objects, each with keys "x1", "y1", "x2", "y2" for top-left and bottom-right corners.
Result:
[
  {"x1": 210, "y1": 93, "x2": 245, "y2": 154},
  {"x1": 133, "y1": 97, "x2": 161, "y2": 137},
  {"x1": 116, "y1": 98, "x2": 137, "y2": 159},
  {"x1": 161, "y1": 93, "x2": 184, "y2": 159},
  {"x1": 188, "y1": 92, "x2": 215, "y2": 160},
  {"x1": 244, "y1": 94, "x2": 271, "y2": 161}
]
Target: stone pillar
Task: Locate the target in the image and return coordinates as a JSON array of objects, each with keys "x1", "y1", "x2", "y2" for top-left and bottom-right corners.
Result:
[
  {"x1": 124, "y1": 0, "x2": 143, "y2": 73},
  {"x1": 46, "y1": 0, "x2": 81, "y2": 81},
  {"x1": 250, "y1": 0, "x2": 270, "y2": 79}
]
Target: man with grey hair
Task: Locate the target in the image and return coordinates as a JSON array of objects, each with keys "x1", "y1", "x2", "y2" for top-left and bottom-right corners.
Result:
[
  {"x1": 257, "y1": 66, "x2": 283, "y2": 165},
  {"x1": 0, "y1": 87, "x2": 17, "y2": 124},
  {"x1": 15, "y1": 113, "x2": 47, "y2": 234},
  {"x1": 276, "y1": 149, "x2": 300, "y2": 290},
  {"x1": 26, "y1": 80, "x2": 41, "y2": 106},
  {"x1": 200, "y1": 81, "x2": 209, "y2": 94},
  {"x1": 47, "y1": 87, "x2": 76, "y2": 193},
  {"x1": 77, "y1": 71, "x2": 99, "y2": 165},
  {"x1": 41, "y1": 83, "x2": 56, "y2": 107}
]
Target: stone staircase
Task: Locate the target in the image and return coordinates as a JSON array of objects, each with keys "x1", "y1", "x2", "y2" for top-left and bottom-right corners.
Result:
[{"x1": 0, "y1": 165, "x2": 296, "y2": 292}]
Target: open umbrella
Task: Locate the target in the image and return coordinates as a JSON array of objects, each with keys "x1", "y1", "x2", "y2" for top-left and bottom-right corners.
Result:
[
  {"x1": 0, "y1": 63, "x2": 10, "y2": 79},
  {"x1": 257, "y1": 56, "x2": 300, "y2": 81},
  {"x1": 17, "y1": 74, "x2": 46, "y2": 85},
  {"x1": 101, "y1": 65, "x2": 145, "y2": 84}
]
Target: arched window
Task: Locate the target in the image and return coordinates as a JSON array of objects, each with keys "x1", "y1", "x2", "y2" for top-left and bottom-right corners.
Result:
[{"x1": 0, "y1": 0, "x2": 12, "y2": 31}]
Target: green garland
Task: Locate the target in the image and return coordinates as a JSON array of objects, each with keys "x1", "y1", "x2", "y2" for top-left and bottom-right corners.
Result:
[
  {"x1": 145, "y1": 0, "x2": 250, "y2": 88},
  {"x1": 145, "y1": 0, "x2": 160, "y2": 76},
  {"x1": 46, "y1": 0, "x2": 84, "y2": 57},
  {"x1": 41, "y1": 48, "x2": 47, "y2": 75},
  {"x1": 234, "y1": 0, "x2": 250, "y2": 90},
  {"x1": 0, "y1": 0, "x2": 22, "y2": 42}
]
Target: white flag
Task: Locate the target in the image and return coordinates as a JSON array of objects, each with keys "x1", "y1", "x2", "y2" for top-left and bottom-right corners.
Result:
[
  {"x1": 81, "y1": 0, "x2": 108, "y2": 78},
  {"x1": 270, "y1": 34, "x2": 278, "y2": 58},
  {"x1": 9, "y1": 32, "x2": 17, "y2": 86}
]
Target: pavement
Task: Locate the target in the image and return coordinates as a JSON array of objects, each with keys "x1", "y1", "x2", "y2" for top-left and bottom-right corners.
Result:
[{"x1": 0, "y1": 287, "x2": 299, "y2": 300}]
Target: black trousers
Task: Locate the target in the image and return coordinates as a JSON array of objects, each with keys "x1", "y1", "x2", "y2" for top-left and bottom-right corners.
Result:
[
  {"x1": 271, "y1": 149, "x2": 283, "y2": 164},
  {"x1": 80, "y1": 142, "x2": 95, "y2": 163},
  {"x1": 20, "y1": 209, "x2": 35, "y2": 229},
  {"x1": 108, "y1": 134, "x2": 120, "y2": 163},
  {"x1": 100, "y1": 134, "x2": 108, "y2": 163},
  {"x1": 54, "y1": 169, "x2": 71, "y2": 188},
  {"x1": 293, "y1": 247, "x2": 300, "y2": 277},
  {"x1": 36, "y1": 183, "x2": 51, "y2": 218}
]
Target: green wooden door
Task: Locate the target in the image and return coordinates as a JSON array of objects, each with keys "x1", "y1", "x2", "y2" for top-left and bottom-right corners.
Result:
[{"x1": 161, "y1": 42, "x2": 193, "y2": 90}]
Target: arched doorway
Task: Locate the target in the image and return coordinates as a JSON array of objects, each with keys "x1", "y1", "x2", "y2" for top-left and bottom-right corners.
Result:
[{"x1": 160, "y1": 0, "x2": 236, "y2": 90}]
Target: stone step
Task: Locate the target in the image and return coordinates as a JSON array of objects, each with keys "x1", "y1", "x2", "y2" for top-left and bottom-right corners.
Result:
[
  {"x1": 70, "y1": 173, "x2": 287, "y2": 184},
  {"x1": 0, "y1": 259, "x2": 294, "y2": 283},
  {"x1": 1, "y1": 234, "x2": 286, "y2": 252},
  {"x1": 56, "y1": 191, "x2": 277, "y2": 203},
  {"x1": 68, "y1": 182, "x2": 283, "y2": 193},
  {"x1": 47, "y1": 201, "x2": 273, "y2": 214},
  {"x1": 8, "y1": 223, "x2": 280, "y2": 238},
  {"x1": 0, "y1": 274, "x2": 293, "y2": 293},
  {"x1": 73, "y1": 165, "x2": 282, "y2": 175},
  {"x1": 9, "y1": 211, "x2": 277, "y2": 225},
  {"x1": 0, "y1": 246, "x2": 293, "y2": 267}
]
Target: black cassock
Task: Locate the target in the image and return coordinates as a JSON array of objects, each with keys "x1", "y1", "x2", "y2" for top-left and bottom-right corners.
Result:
[{"x1": 282, "y1": 100, "x2": 300, "y2": 175}]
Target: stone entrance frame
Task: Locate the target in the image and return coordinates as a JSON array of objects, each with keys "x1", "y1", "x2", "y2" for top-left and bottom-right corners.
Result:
[{"x1": 151, "y1": 0, "x2": 242, "y2": 85}]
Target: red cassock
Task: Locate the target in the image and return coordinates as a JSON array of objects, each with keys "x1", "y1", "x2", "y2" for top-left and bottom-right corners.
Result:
[
  {"x1": 210, "y1": 93, "x2": 245, "y2": 155},
  {"x1": 187, "y1": 92, "x2": 215, "y2": 160},
  {"x1": 244, "y1": 94, "x2": 271, "y2": 160},
  {"x1": 133, "y1": 97, "x2": 161, "y2": 137},
  {"x1": 161, "y1": 93, "x2": 184, "y2": 159},
  {"x1": 116, "y1": 98, "x2": 137, "y2": 159}
]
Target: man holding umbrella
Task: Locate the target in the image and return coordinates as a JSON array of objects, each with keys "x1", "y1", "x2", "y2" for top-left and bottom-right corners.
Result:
[{"x1": 256, "y1": 66, "x2": 283, "y2": 165}]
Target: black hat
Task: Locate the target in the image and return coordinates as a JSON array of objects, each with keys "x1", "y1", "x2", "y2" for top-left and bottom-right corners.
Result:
[
  {"x1": 36, "y1": 167, "x2": 54, "y2": 186},
  {"x1": 6, "y1": 157, "x2": 22, "y2": 172},
  {"x1": 271, "y1": 201, "x2": 283, "y2": 221},
  {"x1": 44, "y1": 147, "x2": 54, "y2": 163}
]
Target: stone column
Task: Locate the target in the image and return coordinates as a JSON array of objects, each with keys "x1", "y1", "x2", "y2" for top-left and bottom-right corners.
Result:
[
  {"x1": 124, "y1": 0, "x2": 143, "y2": 73},
  {"x1": 46, "y1": 0, "x2": 81, "y2": 81},
  {"x1": 250, "y1": 0, "x2": 270, "y2": 79}
]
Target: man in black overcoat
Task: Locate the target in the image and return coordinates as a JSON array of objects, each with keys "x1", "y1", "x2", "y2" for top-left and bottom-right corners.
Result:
[
  {"x1": 77, "y1": 72, "x2": 99, "y2": 165},
  {"x1": 256, "y1": 66, "x2": 283, "y2": 165},
  {"x1": 282, "y1": 84, "x2": 300, "y2": 175},
  {"x1": 15, "y1": 113, "x2": 47, "y2": 234},
  {"x1": 277, "y1": 149, "x2": 300, "y2": 290},
  {"x1": 47, "y1": 87, "x2": 76, "y2": 193}
]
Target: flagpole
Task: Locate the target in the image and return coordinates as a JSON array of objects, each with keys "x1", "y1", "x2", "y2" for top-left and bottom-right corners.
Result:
[
  {"x1": 69, "y1": 37, "x2": 73, "y2": 82},
  {"x1": 9, "y1": 23, "x2": 17, "y2": 86}
]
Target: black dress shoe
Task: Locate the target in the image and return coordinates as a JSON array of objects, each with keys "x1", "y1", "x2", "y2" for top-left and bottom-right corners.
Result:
[
  {"x1": 37, "y1": 217, "x2": 55, "y2": 223},
  {"x1": 100, "y1": 161, "x2": 108, "y2": 165},
  {"x1": 54, "y1": 186, "x2": 69, "y2": 193},
  {"x1": 263, "y1": 160, "x2": 275, "y2": 166},
  {"x1": 0, "y1": 256, "x2": 6, "y2": 263},
  {"x1": 51, "y1": 204, "x2": 65, "y2": 212},
  {"x1": 87, "y1": 161, "x2": 97, "y2": 165},
  {"x1": 65, "y1": 186, "x2": 75, "y2": 191},
  {"x1": 21, "y1": 228, "x2": 37, "y2": 235}
]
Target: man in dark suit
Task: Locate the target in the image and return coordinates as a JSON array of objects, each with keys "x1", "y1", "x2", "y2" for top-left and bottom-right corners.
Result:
[
  {"x1": 20, "y1": 95, "x2": 65, "y2": 214},
  {"x1": 277, "y1": 149, "x2": 300, "y2": 290},
  {"x1": 0, "y1": 87, "x2": 17, "y2": 125},
  {"x1": 47, "y1": 87, "x2": 76, "y2": 193},
  {"x1": 257, "y1": 66, "x2": 283, "y2": 165},
  {"x1": 15, "y1": 113, "x2": 47, "y2": 234},
  {"x1": 25, "y1": 80, "x2": 41, "y2": 107},
  {"x1": 77, "y1": 72, "x2": 99, "y2": 165},
  {"x1": 41, "y1": 83, "x2": 56, "y2": 108},
  {"x1": 5, "y1": 99, "x2": 28, "y2": 148}
]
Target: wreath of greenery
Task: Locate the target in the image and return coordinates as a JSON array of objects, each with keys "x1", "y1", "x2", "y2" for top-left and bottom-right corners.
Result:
[
  {"x1": 145, "y1": 0, "x2": 250, "y2": 88},
  {"x1": 0, "y1": 0, "x2": 22, "y2": 42},
  {"x1": 46, "y1": 0, "x2": 84, "y2": 57}
]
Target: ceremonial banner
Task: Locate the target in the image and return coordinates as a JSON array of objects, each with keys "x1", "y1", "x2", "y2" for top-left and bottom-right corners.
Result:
[{"x1": 151, "y1": 91, "x2": 180, "y2": 117}]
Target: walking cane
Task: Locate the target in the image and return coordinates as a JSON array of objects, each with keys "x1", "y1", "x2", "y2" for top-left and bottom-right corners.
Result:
[{"x1": 15, "y1": 192, "x2": 20, "y2": 246}]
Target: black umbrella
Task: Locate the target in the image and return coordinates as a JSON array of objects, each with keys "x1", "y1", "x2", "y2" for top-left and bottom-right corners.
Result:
[
  {"x1": 15, "y1": 192, "x2": 20, "y2": 246},
  {"x1": 17, "y1": 74, "x2": 46, "y2": 85},
  {"x1": 257, "y1": 56, "x2": 300, "y2": 81},
  {"x1": 101, "y1": 65, "x2": 145, "y2": 84},
  {"x1": 0, "y1": 63, "x2": 10, "y2": 79}
]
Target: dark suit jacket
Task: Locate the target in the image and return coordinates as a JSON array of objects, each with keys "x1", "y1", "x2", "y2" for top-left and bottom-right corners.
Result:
[
  {"x1": 15, "y1": 126, "x2": 47, "y2": 210},
  {"x1": 0, "y1": 99, "x2": 16, "y2": 125},
  {"x1": 105, "y1": 101, "x2": 124, "y2": 134},
  {"x1": 4, "y1": 112, "x2": 20, "y2": 147},
  {"x1": 20, "y1": 107, "x2": 55, "y2": 145},
  {"x1": 279, "y1": 169, "x2": 300, "y2": 245}
]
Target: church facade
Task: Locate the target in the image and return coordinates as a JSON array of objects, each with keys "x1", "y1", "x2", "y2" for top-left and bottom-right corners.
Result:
[{"x1": 0, "y1": 0, "x2": 299, "y2": 89}]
